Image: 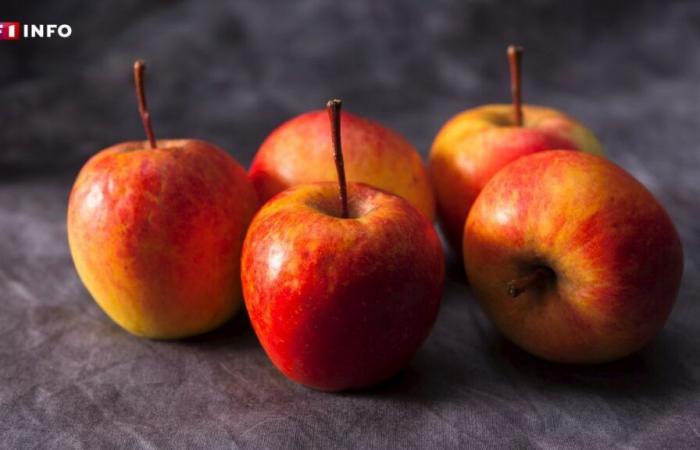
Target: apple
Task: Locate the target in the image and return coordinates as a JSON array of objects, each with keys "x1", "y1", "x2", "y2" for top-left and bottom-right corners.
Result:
[
  {"x1": 463, "y1": 150, "x2": 684, "y2": 364},
  {"x1": 249, "y1": 104, "x2": 435, "y2": 221},
  {"x1": 430, "y1": 45, "x2": 603, "y2": 252},
  {"x1": 67, "y1": 60, "x2": 258, "y2": 339},
  {"x1": 242, "y1": 99, "x2": 444, "y2": 390}
]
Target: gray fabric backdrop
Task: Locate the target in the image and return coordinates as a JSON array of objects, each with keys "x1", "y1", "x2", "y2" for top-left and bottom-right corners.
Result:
[{"x1": 1, "y1": 0, "x2": 699, "y2": 448}]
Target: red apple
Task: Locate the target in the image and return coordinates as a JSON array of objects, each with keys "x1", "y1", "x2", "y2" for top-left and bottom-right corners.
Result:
[
  {"x1": 67, "y1": 61, "x2": 258, "y2": 338},
  {"x1": 242, "y1": 100, "x2": 444, "y2": 390},
  {"x1": 249, "y1": 106, "x2": 435, "y2": 220},
  {"x1": 464, "y1": 150, "x2": 684, "y2": 363},
  {"x1": 430, "y1": 46, "x2": 603, "y2": 252}
]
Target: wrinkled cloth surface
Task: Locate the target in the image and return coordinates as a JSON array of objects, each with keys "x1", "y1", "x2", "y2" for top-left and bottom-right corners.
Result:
[{"x1": 1, "y1": 1, "x2": 699, "y2": 448}]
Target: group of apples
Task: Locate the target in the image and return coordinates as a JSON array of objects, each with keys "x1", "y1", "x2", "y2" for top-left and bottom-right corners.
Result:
[{"x1": 67, "y1": 47, "x2": 683, "y2": 392}]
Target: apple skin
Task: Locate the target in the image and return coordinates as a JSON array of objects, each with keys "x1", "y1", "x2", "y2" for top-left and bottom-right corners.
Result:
[
  {"x1": 67, "y1": 139, "x2": 258, "y2": 339},
  {"x1": 430, "y1": 104, "x2": 603, "y2": 252},
  {"x1": 241, "y1": 182, "x2": 444, "y2": 391},
  {"x1": 249, "y1": 110, "x2": 435, "y2": 220},
  {"x1": 463, "y1": 150, "x2": 683, "y2": 364}
]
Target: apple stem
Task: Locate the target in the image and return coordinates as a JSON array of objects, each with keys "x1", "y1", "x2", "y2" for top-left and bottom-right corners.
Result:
[
  {"x1": 133, "y1": 60, "x2": 157, "y2": 149},
  {"x1": 327, "y1": 98, "x2": 349, "y2": 219},
  {"x1": 507, "y1": 45, "x2": 524, "y2": 127},
  {"x1": 506, "y1": 267, "x2": 550, "y2": 298}
]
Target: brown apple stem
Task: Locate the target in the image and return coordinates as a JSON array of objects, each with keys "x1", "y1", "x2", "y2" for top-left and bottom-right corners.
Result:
[
  {"x1": 327, "y1": 98, "x2": 349, "y2": 219},
  {"x1": 506, "y1": 267, "x2": 550, "y2": 298},
  {"x1": 133, "y1": 60, "x2": 157, "y2": 149},
  {"x1": 507, "y1": 45, "x2": 524, "y2": 127}
]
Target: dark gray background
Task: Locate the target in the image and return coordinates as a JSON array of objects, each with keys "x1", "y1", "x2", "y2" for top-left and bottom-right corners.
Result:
[{"x1": 1, "y1": 0, "x2": 699, "y2": 448}]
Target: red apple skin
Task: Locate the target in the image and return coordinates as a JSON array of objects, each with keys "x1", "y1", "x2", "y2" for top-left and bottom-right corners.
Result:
[
  {"x1": 241, "y1": 182, "x2": 444, "y2": 391},
  {"x1": 249, "y1": 110, "x2": 435, "y2": 220},
  {"x1": 430, "y1": 104, "x2": 603, "y2": 252},
  {"x1": 67, "y1": 139, "x2": 258, "y2": 339},
  {"x1": 464, "y1": 150, "x2": 683, "y2": 364}
]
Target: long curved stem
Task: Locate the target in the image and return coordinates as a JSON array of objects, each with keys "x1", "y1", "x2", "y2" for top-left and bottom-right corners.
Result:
[
  {"x1": 326, "y1": 99, "x2": 349, "y2": 219},
  {"x1": 133, "y1": 60, "x2": 157, "y2": 149},
  {"x1": 507, "y1": 45, "x2": 524, "y2": 127}
]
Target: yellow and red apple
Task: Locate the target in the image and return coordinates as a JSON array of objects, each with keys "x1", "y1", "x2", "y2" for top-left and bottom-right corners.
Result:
[
  {"x1": 67, "y1": 61, "x2": 258, "y2": 338},
  {"x1": 242, "y1": 182, "x2": 444, "y2": 390},
  {"x1": 249, "y1": 108, "x2": 435, "y2": 220},
  {"x1": 430, "y1": 46, "x2": 603, "y2": 251},
  {"x1": 464, "y1": 150, "x2": 683, "y2": 363}
]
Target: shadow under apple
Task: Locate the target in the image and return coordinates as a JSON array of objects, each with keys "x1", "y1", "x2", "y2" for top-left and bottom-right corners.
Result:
[
  {"x1": 484, "y1": 329, "x2": 691, "y2": 400},
  {"x1": 347, "y1": 296, "x2": 690, "y2": 414},
  {"x1": 172, "y1": 310, "x2": 260, "y2": 351}
]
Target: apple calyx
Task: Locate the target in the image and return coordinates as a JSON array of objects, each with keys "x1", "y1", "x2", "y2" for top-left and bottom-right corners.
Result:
[
  {"x1": 506, "y1": 266, "x2": 553, "y2": 298},
  {"x1": 326, "y1": 98, "x2": 349, "y2": 219},
  {"x1": 507, "y1": 45, "x2": 524, "y2": 127},
  {"x1": 133, "y1": 60, "x2": 157, "y2": 149}
]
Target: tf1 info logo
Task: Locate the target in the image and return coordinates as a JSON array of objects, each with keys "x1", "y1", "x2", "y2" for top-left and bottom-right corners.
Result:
[{"x1": 0, "y1": 22, "x2": 72, "y2": 40}]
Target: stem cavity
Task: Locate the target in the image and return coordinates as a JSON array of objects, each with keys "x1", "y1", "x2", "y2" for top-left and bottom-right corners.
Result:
[{"x1": 506, "y1": 267, "x2": 552, "y2": 298}]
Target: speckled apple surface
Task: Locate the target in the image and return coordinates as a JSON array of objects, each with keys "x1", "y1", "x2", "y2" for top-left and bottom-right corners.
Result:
[{"x1": 1, "y1": 1, "x2": 700, "y2": 448}]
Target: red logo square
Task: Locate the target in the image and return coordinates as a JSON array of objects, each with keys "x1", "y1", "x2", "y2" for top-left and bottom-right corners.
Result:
[{"x1": 0, "y1": 22, "x2": 21, "y2": 40}]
